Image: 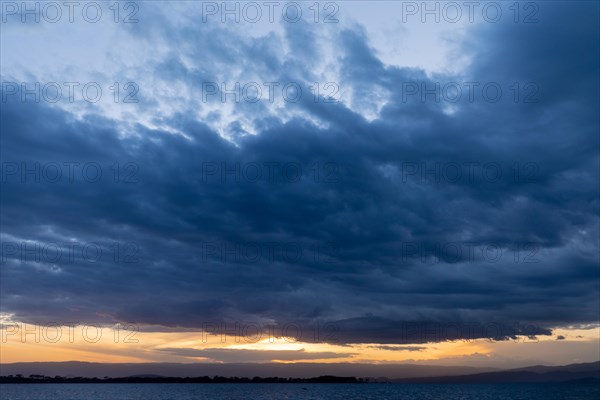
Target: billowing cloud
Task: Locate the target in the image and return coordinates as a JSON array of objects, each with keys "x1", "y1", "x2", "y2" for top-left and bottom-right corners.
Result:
[{"x1": 0, "y1": 1, "x2": 598, "y2": 346}]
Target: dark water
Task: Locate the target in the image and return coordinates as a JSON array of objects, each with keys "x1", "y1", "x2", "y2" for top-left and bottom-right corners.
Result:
[{"x1": 1, "y1": 383, "x2": 599, "y2": 400}]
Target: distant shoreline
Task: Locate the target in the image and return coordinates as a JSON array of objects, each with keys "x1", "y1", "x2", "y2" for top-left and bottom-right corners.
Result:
[
  {"x1": 2, "y1": 361, "x2": 598, "y2": 384},
  {"x1": 1, "y1": 376, "x2": 598, "y2": 385},
  {"x1": 0, "y1": 376, "x2": 366, "y2": 384}
]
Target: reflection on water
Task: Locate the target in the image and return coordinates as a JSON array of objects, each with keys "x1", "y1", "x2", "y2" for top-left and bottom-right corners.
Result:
[{"x1": 1, "y1": 383, "x2": 599, "y2": 400}]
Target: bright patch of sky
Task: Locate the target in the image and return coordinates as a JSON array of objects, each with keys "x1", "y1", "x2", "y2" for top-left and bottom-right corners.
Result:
[{"x1": 1, "y1": 1, "x2": 475, "y2": 137}]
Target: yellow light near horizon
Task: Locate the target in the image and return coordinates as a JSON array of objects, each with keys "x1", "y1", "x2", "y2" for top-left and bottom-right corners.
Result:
[{"x1": 1, "y1": 322, "x2": 599, "y2": 365}]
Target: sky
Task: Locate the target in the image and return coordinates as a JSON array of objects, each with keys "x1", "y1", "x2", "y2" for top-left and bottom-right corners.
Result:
[{"x1": 0, "y1": 1, "x2": 599, "y2": 371}]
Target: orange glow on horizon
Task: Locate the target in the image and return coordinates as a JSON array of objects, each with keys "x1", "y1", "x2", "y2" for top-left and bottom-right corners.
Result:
[{"x1": 1, "y1": 322, "x2": 599, "y2": 366}]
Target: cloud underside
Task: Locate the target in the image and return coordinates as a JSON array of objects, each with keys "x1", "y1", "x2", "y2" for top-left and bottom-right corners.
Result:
[{"x1": 0, "y1": 2, "x2": 598, "y2": 345}]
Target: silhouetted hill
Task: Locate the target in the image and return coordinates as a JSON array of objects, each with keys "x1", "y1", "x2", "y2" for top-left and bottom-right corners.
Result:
[
  {"x1": 394, "y1": 361, "x2": 600, "y2": 383},
  {"x1": 0, "y1": 361, "x2": 495, "y2": 380}
]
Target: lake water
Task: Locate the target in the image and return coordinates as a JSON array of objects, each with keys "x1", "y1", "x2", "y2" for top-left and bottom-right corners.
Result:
[{"x1": 1, "y1": 383, "x2": 599, "y2": 399}]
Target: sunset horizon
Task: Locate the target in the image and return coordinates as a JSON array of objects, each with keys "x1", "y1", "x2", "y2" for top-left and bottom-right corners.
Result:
[{"x1": 1, "y1": 0, "x2": 599, "y2": 398}]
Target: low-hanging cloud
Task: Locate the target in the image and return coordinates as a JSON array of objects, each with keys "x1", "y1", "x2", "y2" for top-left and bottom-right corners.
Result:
[{"x1": 0, "y1": 2, "x2": 598, "y2": 345}]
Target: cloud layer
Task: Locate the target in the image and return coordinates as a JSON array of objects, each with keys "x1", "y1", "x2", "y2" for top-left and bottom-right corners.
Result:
[{"x1": 1, "y1": 2, "x2": 598, "y2": 345}]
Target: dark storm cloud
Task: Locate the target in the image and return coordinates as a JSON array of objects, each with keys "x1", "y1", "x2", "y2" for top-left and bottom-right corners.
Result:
[
  {"x1": 368, "y1": 345, "x2": 426, "y2": 352},
  {"x1": 0, "y1": 2, "x2": 598, "y2": 344}
]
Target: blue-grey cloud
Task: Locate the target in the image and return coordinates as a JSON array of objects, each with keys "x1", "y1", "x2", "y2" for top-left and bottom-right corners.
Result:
[{"x1": 0, "y1": 1, "x2": 598, "y2": 344}]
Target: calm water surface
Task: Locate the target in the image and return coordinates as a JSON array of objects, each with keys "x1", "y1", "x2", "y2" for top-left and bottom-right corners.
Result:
[{"x1": 1, "y1": 383, "x2": 599, "y2": 400}]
